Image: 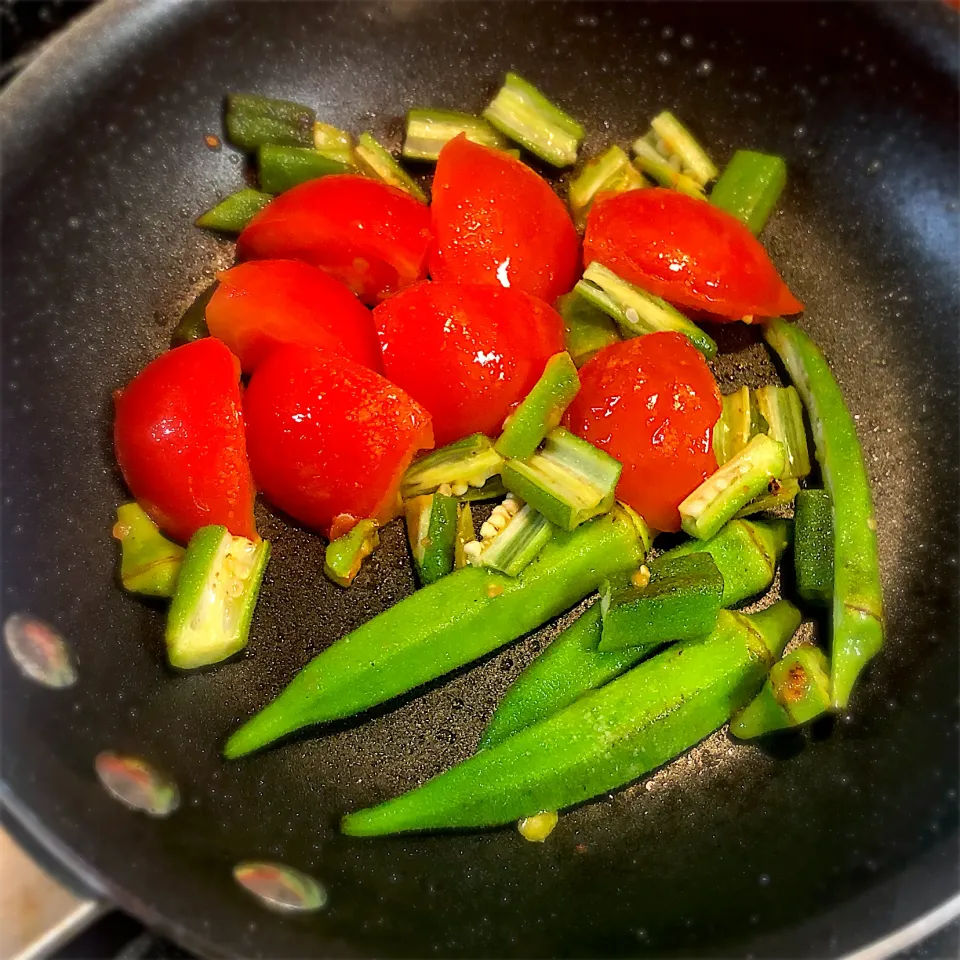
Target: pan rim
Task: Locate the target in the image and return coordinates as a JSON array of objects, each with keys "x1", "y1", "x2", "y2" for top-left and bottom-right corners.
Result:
[{"x1": 0, "y1": 0, "x2": 957, "y2": 957}]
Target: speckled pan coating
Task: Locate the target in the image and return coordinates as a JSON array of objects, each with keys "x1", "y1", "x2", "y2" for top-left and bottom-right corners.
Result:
[{"x1": 1, "y1": 2, "x2": 958, "y2": 958}]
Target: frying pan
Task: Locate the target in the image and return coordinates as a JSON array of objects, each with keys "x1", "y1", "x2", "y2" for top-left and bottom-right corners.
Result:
[{"x1": 1, "y1": 1, "x2": 958, "y2": 957}]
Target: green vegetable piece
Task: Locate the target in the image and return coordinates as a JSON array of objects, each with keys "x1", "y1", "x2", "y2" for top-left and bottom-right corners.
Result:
[
  {"x1": 495, "y1": 353, "x2": 580, "y2": 460},
  {"x1": 195, "y1": 188, "x2": 273, "y2": 234},
  {"x1": 765, "y1": 318, "x2": 883, "y2": 709},
  {"x1": 341, "y1": 601, "x2": 800, "y2": 835},
  {"x1": 401, "y1": 433, "x2": 504, "y2": 499},
  {"x1": 575, "y1": 262, "x2": 717, "y2": 359},
  {"x1": 454, "y1": 503, "x2": 474, "y2": 570},
  {"x1": 598, "y1": 553, "x2": 723, "y2": 652},
  {"x1": 794, "y1": 489, "x2": 834, "y2": 606},
  {"x1": 257, "y1": 145, "x2": 348, "y2": 194},
  {"x1": 166, "y1": 526, "x2": 270, "y2": 670},
  {"x1": 313, "y1": 121, "x2": 355, "y2": 166},
  {"x1": 171, "y1": 282, "x2": 217, "y2": 347},
  {"x1": 406, "y1": 492, "x2": 459, "y2": 586},
  {"x1": 647, "y1": 111, "x2": 718, "y2": 186},
  {"x1": 225, "y1": 93, "x2": 316, "y2": 151},
  {"x1": 480, "y1": 518, "x2": 788, "y2": 747},
  {"x1": 224, "y1": 506, "x2": 645, "y2": 758},
  {"x1": 731, "y1": 646, "x2": 830, "y2": 738},
  {"x1": 754, "y1": 385, "x2": 811, "y2": 479},
  {"x1": 114, "y1": 503, "x2": 184, "y2": 598},
  {"x1": 324, "y1": 520, "x2": 380, "y2": 588},
  {"x1": 661, "y1": 517, "x2": 791, "y2": 606},
  {"x1": 710, "y1": 150, "x2": 787, "y2": 234},
  {"x1": 556, "y1": 292, "x2": 621, "y2": 367},
  {"x1": 679, "y1": 433, "x2": 786, "y2": 541},
  {"x1": 713, "y1": 386, "x2": 766, "y2": 466},
  {"x1": 483, "y1": 72, "x2": 585, "y2": 167},
  {"x1": 402, "y1": 108, "x2": 510, "y2": 161},
  {"x1": 354, "y1": 132, "x2": 427, "y2": 203},
  {"x1": 501, "y1": 427, "x2": 622, "y2": 531},
  {"x1": 632, "y1": 138, "x2": 706, "y2": 198},
  {"x1": 736, "y1": 477, "x2": 801, "y2": 518},
  {"x1": 474, "y1": 503, "x2": 555, "y2": 577},
  {"x1": 568, "y1": 145, "x2": 646, "y2": 227}
]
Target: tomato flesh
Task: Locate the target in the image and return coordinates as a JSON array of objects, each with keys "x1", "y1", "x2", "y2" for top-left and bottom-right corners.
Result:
[
  {"x1": 206, "y1": 260, "x2": 380, "y2": 373},
  {"x1": 373, "y1": 280, "x2": 565, "y2": 446},
  {"x1": 237, "y1": 174, "x2": 432, "y2": 305},
  {"x1": 565, "y1": 332, "x2": 721, "y2": 533},
  {"x1": 114, "y1": 339, "x2": 257, "y2": 543},
  {"x1": 429, "y1": 136, "x2": 580, "y2": 304},
  {"x1": 584, "y1": 188, "x2": 803, "y2": 321},
  {"x1": 244, "y1": 345, "x2": 434, "y2": 535}
]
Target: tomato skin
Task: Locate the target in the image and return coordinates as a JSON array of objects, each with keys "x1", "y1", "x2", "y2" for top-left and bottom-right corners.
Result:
[
  {"x1": 584, "y1": 188, "x2": 803, "y2": 321},
  {"x1": 206, "y1": 260, "x2": 380, "y2": 373},
  {"x1": 564, "y1": 332, "x2": 721, "y2": 533},
  {"x1": 429, "y1": 136, "x2": 580, "y2": 304},
  {"x1": 236, "y1": 174, "x2": 432, "y2": 305},
  {"x1": 373, "y1": 280, "x2": 566, "y2": 446},
  {"x1": 114, "y1": 339, "x2": 257, "y2": 544},
  {"x1": 244, "y1": 345, "x2": 434, "y2": 535}
]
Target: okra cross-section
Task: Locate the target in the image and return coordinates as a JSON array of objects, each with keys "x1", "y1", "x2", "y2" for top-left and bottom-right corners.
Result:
[
  {"x1": 165, "y1": 526, "x2": 270, "y2": 670},
  {"x1": 401, "y1": 433, "x2": 504, "y2": 500},
  {"x1": 324, "y1": 520, "x2": 380, "y2": 588},
  {"x1": 679, "y1": 433, "x2": 786, "y2": 541},
  {"x1": 495, "y1": 352, "x2": 580, "y2": 461},
  {"x1": 501, "y1": 427, "x2": 621, "y2": 531},
  {"x1": 483, "y1": 72, "x2": 585, "y2": 167},
  {"x1": 113, "y1": 502, "x2": 184, "y2": 598},
  {"x1": 575, "y1": 262, "x2": 717, "y2": 359}
]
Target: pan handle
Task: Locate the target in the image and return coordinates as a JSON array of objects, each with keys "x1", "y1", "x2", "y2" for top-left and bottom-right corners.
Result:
[
  {"x1": 0, "y1": 816, "x2": 109, "y2": 960},
  {"x1": 0, "y1": 792, "x2": 107, "y2": 960}
]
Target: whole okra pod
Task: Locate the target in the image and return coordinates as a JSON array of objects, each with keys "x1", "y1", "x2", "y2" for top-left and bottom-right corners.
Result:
[
  {"x1": 225, "y1": 507, "x2": 647, "y2": 758},
  {"x1": 342, "y1": 601, "x2": 800, "y2": 836},
  {"x1": 480, "y1": 518, "x2": 790, "y2": 748},
  {"x1": 764, "y1": 318, "x2": 883, "y2": 709}
]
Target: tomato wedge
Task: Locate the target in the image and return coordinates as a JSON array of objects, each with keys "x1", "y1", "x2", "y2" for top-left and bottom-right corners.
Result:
[
  {"x1": 429, "y1": 136, "x2": 580, "y2": 304},
  {"x1": 237, "y1": 174, "x2": 431, "y2": 305},
  {"x1": 114, "y1": 339, "x2": 256, "y2": 544},
  {"x1": 584, "y1": 188, "x2": 803, "y2": 321},
  {"x1": 206, "y1": 260, "x2": 380, "y2": 373},
  {"x1": 244, "y1": 345, "x2": 433, "y2": 535},
  {"x1": 565, "y1": 332, "x2": 721, "y2": 533},
  {"x1": 373, "y1": 280, "x2": 565, "y2": 446}
]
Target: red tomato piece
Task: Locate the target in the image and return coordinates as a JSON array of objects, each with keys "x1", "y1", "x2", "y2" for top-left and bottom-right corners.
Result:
[
  {"x1": 114, "y1": 339, "x2": 256, "y2": 543},
  {"x1": 429, "y1": 136, "x2": 580, "y2": 304},
  {"x1": 237, "y1": 174, "x2": 432, "y2": 305},
  {"x1": 244, "y1": 345, "x2": 434, "y2": 535},
  {"x1": 205, "y1": 260, "x2": 381, "y2": 374},
  {"x1": 584, "y1": 188, "x2": 803, "y2": 321},
  {"x1": 373, "y1": 280, "x2": 566, "y2": 446},
  {"x1": 565, "y1": 332, "x2": 721, "y2": 533}
]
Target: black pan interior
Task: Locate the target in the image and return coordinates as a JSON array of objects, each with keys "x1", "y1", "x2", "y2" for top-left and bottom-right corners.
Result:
[{"x1": 1, "y1": 2, "x2": 958, "y2": 957}]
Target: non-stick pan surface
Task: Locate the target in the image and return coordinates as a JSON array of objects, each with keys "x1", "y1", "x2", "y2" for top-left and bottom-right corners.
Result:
[{"x1": 1, "y1": 2, "x2": 958, "y2": 957}]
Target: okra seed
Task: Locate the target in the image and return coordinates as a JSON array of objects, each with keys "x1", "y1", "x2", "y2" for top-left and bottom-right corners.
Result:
[
  {"x1": 480, "y1": 521, "x2": 498, "y2": 540},
  {"x1": 518, "y1": 811, "x2": 558, "y2": 842},
  {"x1": 451, "y1": 482, "x2": 468, "y2": 496}
]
